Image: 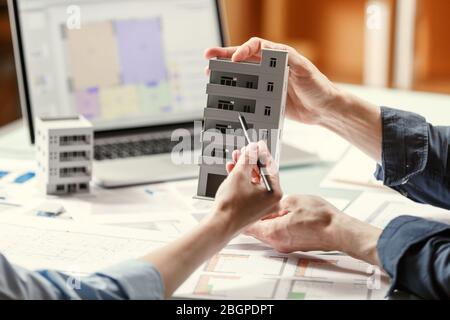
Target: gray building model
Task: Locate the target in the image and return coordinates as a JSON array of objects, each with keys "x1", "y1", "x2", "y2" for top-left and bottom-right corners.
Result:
[{"x1": 197, "y1": 49, "x2": 289, "y2": 199}]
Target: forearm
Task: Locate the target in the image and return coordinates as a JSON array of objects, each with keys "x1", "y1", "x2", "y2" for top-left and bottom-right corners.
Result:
[
  {"x1": 318, "y1": 92, "x2": 382, "y2": 163},
  {"x1": 142, "y1": 214, "x2": 235, "y2": 298},
  {"x1": 329, "y1": 213, "x2": 382, "y2": 267}
]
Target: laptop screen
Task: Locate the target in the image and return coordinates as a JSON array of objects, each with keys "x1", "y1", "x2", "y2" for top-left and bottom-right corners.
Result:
[{"x1": 13, "y1": 0, "x2": 223, "y2": 135}]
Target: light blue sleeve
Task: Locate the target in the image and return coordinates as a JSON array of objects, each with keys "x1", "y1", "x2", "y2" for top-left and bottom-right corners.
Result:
[{"x1": 0, "y1": 254, "x2": 165, "y2": 300}]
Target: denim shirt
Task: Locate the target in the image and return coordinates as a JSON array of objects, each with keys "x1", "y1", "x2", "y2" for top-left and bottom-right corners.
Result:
[
  {"x1": 375, "y1": 107, "x2": 450, "y2": 299},
  {"x1": 0, "y1": 258, "x2": 164, "y2": 300}
]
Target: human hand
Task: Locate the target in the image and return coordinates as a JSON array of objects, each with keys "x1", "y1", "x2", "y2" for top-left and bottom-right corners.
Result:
[
  {"x1": 205, "y1": 37, "x2": 346, "y2": 125},
  {"x1": 145, "y1": 142, "x2": 281, "y2": 298},
  {"x1": 245, "y1": 195, "x2": 382, "y2": 266},
  {"x1": 212, "y1": 141, "x2": 283, "y2": 235}
]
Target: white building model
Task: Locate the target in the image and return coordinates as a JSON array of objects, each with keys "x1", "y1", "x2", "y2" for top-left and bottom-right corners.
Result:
[
  {"x1": 197, "y1": 49, "x2": 289, "y2": 199},
  {"x1": 36, "y1": 116, "x2": 93, "y2": 195}
]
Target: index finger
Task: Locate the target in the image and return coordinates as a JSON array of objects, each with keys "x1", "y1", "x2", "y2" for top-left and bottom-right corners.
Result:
[
  {"x1": 232, "y1": 37, "x2": 265, "y2": 62},
  {"x1": 204, "y1": 47, "x2": 239, "y2": 60},
  {"x1": 232, "y1": 37, "x2": 288, "y2": 62}
]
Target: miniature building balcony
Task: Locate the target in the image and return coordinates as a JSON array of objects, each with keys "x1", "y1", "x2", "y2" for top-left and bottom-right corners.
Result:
[
  {"x1": 207, "y1": 83, "x2": 259, "y2": 101},
  {"x1": 59, "y1": 167, "x2": 90, "y2": 178},
  {"x1": 207, "y1": 95, "x2": 257, "y2": 115},
  {"x1": 210, "y1": 71, "x2": 259, "y2": 90},
  {"x1": 203, "y1": 107, "x2": 278, "y2": 126},
  {"x1": 49, "y1": 160, "x2": 92, "y2": 170},
  {"x1": 59, "y1": 151, "x2": 90, "y2": 162},
  {"x1": 207, "y1": 83, "x2": 281, "y2": 103},
  {"x1": 209, "y1": 58, "x2": 261, "y2": 76},
  {"x1": 59, "y1": 135, "x2": 91, "y2": 146}
]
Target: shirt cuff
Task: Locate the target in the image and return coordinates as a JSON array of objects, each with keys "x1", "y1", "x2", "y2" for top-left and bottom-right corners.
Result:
[
  {"x1": 374, "y1": 107, "x2": 429, "y2": 187},
  {"x1": 96, "y1": 260, "x2": 165, "y2": 300},
  {"x1": 377, "y1": 216, "x2": 450, "y2": 295}
]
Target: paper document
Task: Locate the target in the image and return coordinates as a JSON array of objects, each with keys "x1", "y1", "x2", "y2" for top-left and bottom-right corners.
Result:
[
  {"x1": 175, "y1": 250, "x2": 390, "y2": 300},
  {"x1": 321, "y1": 147, "x2": 389, "y2": 191},
  {"x1": 87, "y1": 211, "x2": 197, "y2": 237},
  {"x1": 345, "y1": 192, "x2": 450, "y2": 228},
  {"x1": 0, "y1": 216, "x2": 171, "y2": 276},
  {"x1": 0, "y1": 159, "x2": 39, "y2": 207},
  {"x1": 78, "y1": 179, "x2": 201, "y2": 236},
  {"x1": 283, "y1": 120, "x2": 350, "y2": 162}
]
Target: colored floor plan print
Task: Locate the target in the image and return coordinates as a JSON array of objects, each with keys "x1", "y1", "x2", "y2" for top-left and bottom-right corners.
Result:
[{"x1": 65, "y1": 17, "x2": 171, "y2": 121}]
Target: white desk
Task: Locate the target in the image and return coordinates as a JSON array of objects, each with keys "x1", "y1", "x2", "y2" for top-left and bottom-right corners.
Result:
[{"x1": 1, "y1": 84, "x2": 449, "y2": 300}]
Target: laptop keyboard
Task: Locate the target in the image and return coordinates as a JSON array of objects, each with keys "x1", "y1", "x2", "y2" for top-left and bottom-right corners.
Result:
[{"x1": 94, "y1": 136, "x2": 198, "y2": 161}]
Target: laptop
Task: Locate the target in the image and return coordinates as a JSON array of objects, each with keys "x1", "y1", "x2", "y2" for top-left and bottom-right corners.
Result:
[{"x1": 9, "y1": 0, "x2": 318, "y2": 188}]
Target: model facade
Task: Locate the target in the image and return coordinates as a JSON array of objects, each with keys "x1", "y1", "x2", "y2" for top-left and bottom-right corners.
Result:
[
  {"x1": 36, "y1": 115, "x2": 93, "y2": 195},
  {"x1": 197, "y1": 49, "x2": 289, "y2": 199}
]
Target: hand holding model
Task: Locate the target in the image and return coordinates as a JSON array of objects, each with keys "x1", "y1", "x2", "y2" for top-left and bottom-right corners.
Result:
[
  {"x1": 145, "y1": 141, "x2": 283, "y2": 297},
  {"x1": 207, "y1": 37, "x2": 385, "y2": 268},
  {"x1": 205, "y1": 37, "x2": 383, "y2": 162},
  {"x1": 206, "y1": 37, "x2": 450, "y2": 300},
  {"x1": 205, "y1": 37, "x2": 341, "y2": 125}
]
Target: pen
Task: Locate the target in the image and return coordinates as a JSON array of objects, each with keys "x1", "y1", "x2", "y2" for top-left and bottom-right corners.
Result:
[{"x1": 238, "y1": 113, "x2": 273, "y2": 193}]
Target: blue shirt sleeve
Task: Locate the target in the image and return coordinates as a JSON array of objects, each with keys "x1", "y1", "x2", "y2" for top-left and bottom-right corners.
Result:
[
  {"x1": 378, "y1": 216, "x2": 450, "y2": 299},
  {"x1": 375, "y1": 107, "x2": 450, "y2": 210},
  {"x1": 0, "y1": 254, "x2": 164, "y2": 300}
]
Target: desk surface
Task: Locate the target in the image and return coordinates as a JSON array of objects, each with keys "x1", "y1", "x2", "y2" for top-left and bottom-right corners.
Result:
[{"x1": 2, "y1": 84, "x2": 448, "y2": 300}]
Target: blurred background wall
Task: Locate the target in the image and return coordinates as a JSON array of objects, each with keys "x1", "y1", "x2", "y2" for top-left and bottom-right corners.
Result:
[
  {"x1": 1, "y1": 0, "x2": 450, "y2": 127},
  {"x1": 0, "y1": 0, "x2": 20, "y2": 127},
  {"x1": 221, "y1": 0, "x2": 450, "y2": 92}
]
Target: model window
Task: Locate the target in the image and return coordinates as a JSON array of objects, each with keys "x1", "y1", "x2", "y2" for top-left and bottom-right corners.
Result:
[
  {"x1": 267, "y1": 82, "x2": 274, "y2": 92},
  {"x1": 270, "y1": 58, "x2": 277, "y2": 68},
  {"x1": 216, "y1": 124, "x2": 230, "y2": 134},
  {"x1": 261, "y1": 129, "x2": 269, "y2": 141},
  {"x1": 264, "y1": 106, "x2": 272, "y2": 116},
  {"x1": 243, "y1": 105, "x2": 251, "y2": 113},
  {"x1": 218, "y1": 100, "x2": 234, "y2": 111},
  {"x1": 220, "y1": 76, "x2": 237, "y2": 87},
  {"x1": 246, "y1": 81, "x2": 254, "y2": 89},
  {"x1": 79, "y1": 183, "x2": 88, "y2": 190}
]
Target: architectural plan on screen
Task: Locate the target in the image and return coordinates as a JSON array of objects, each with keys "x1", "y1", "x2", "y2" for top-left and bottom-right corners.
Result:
[
  {"x1": 21, "y1": 0, "x2": 220, "y2": 129},
  {"x1": 67, "y1": 18, "x2": 172, "y2": 121}
]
